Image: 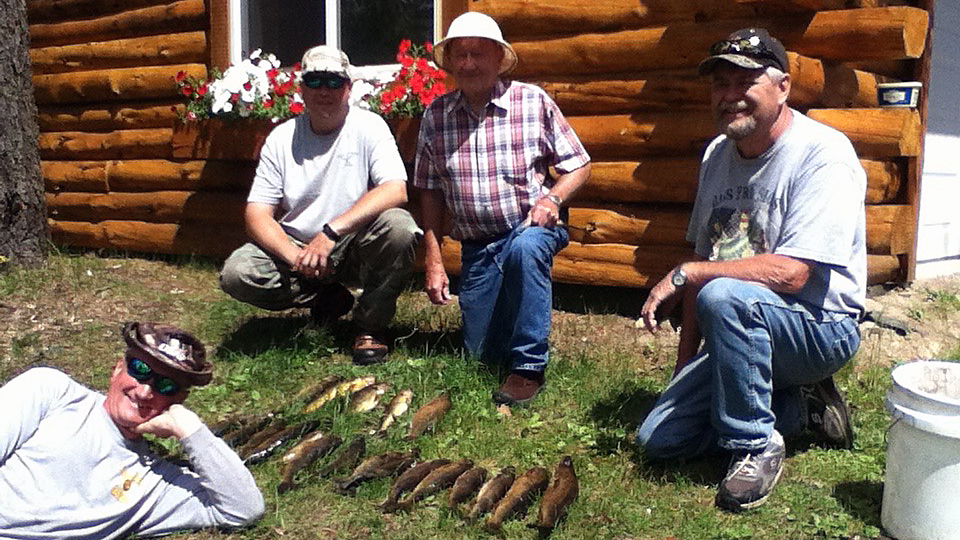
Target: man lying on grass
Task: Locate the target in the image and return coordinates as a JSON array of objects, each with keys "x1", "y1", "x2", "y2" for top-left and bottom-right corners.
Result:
[{"x1": 0, "y1": 322, "x2": 264, "y2": 538}]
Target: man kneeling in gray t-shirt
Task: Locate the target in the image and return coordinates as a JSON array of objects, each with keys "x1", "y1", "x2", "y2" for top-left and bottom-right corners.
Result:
[
  {"x1": 635, "y1": 28, "x2": 865, "y2": 512},
  {"x1": 220, "y1": 45, "x2": 421, "y2": 366}
]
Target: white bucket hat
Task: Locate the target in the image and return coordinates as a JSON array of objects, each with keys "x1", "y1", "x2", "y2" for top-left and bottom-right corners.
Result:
[{"x1": 433, "y1": 12, "x2": 518, "y2": 75}]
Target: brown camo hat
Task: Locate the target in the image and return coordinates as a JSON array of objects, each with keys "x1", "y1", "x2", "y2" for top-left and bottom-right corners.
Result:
[{"x1": 122, "y1": 322, "x2": 212, "y2": 386}]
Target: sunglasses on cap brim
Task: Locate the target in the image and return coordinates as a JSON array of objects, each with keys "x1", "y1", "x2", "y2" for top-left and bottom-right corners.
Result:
[
  {"x1": 302, "y1": 72, "x2": 349, "y2": 89},
  {"x1": 126, "y1": 355, "x2": 182, "y2": 396},
  {"x1": 708, "y1": 38, "x2": 784, "y2": 71}
]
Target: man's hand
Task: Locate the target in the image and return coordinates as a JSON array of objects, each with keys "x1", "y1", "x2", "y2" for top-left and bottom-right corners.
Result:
[
  {"x1": 424, "y1": 263, "x2": 451, "y2": 305},
  {"x1": 527, "y1": 197, "x2": 560, "y2": 228},
  {"x1": 135, "y1": 404, "x2": 204, "y2": 440},
  {"x1": 292, "y1": 233, "x2": 335, "y2": 278},
  {"x1": 640, "y1": 271, "x2": 680, "y2": 334}
]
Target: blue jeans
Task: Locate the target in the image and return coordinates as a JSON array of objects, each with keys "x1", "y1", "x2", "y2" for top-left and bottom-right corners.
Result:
[
  {"x1": 636, "y1": 277, "x2": 860, "y2": 459},
  {"x1": 458, "y1": 224, "x2": 568, "y2": 373}
]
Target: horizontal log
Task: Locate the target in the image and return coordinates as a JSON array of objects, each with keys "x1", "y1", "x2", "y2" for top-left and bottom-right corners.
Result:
[
  {"x1": 576, "y1": 159, "x2": 700, "y2": 204},
  {"x1": 537, "y1": 52, "x2": 879, "y2": 115},
  {"x1": 475, "y1": 0, "x2": 806, "y2": 37},
  {"x1": 46, "y1": 191, "x2": 247, "y2": 225},
  {"x1": 733, "y1": 0, "x2": 847, "y2": 10},
  {"x1": 808, "y1": 108, "x2": 921, "y2": 158},
  {"x1": 569, "y1": 108, "x2": 917, "y2": 161},
  {"x1": 30, "y1": 31, "x2": 206, "y2": 74},
  {"x1": 577, "y1": 157, "x2": 901, "y2": 206},
  {"x1": 38, "y1": 128, "x2": 173, "y2": 160},
  {"x1": 510, "y1": 7, "x2": 928, "y2": 78},
  {"x1": 34, "y1": 63, "x2": 206, "y2": 105},
  {"x1": 49, "y1": 219, "x2": 247, "y2": 257},
  {"x1": 567, "y1": 204, "x2": 689, "y2": 246},
  {"x1": 29, "y1": 0, "x2": 206, "y2": 48},
  {"x1": 567, "y1": 111, "x2": 715, "y2": 159},
  {"x1": 27, "y1": 0, "x2": 173, "y2": 24},
  {"x1": 171, "y1": 118, "x2": 279, "y2": 160},
  {"x1": 843, "y1": 59, "x2": 913, "y2": 80},
  {"x1": 42, "y1": 160, "x2": 256, "y2": 193},
  {"x1": 439, "y1": 239, "x2": 901, "y2": 287},
  {"x1": 38, "y1": 101, "x2": 183, "y2": 132},
  {"x1": 866, "y1": 204, "x2": 914, "y2": 256}
]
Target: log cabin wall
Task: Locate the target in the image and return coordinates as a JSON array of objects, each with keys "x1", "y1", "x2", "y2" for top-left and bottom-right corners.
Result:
[
  {"x1": 435, "y1": 0, "x2": 929, "y2": 288},
  {"x1": 29, "y1": 0, "x2": 930, "y2": 289},
  {"x1": 30, "y1": 0, "x2": 251, "y2": 257}
]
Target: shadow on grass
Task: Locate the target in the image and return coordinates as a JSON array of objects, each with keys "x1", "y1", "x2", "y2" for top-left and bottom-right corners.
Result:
[
  {"x1": 215, "y1": 314, "x2": 329, "y2": 356},
  {"x1": 833, "y1": 480, "x2": 884, "y2": 530},
  {"x1": 393, "y1": 325, "x2": 464, "y2": 358},
  {"x1": 552, "y1": 282, "x2": 647, "y2": 317}
]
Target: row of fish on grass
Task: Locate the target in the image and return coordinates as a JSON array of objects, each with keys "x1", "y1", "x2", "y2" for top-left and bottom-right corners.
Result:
[
  {"x1": 342, "y1": 451, "x2": 580, "y2": 532},
  {"x1": 208, "y1": 374, "x2": 453, "y2": 489}
]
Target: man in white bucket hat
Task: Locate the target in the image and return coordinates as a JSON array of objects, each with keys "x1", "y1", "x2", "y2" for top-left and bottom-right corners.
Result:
[
  {"x1": 413, "y1": 11, "x2": 591, "y2": 406},
  {"x1": 635, "y1": 28, "x2": 866, "y2": 512}
]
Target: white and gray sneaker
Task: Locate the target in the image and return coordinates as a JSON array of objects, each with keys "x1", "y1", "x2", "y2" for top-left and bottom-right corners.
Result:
[{"x1": 715, "y1": 430, "x2": 785, "y2": 512}]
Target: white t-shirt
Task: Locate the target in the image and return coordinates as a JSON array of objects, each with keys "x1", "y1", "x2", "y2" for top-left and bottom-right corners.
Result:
[
  {"x1": 688, "y1": 110, "x2": 867, "y2": 316},
  {"x1": 248, "y1": 107, "x2": 407, "y2": 243}
]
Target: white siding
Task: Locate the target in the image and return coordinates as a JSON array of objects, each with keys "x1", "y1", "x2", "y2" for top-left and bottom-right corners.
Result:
[{"x1": 917, "y1": 0, "x2": 960, "y2": 279}]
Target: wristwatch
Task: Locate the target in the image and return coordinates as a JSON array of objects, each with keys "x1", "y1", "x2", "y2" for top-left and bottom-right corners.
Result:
[
  {"x1": 322, "y1": 223, "x2": 341, "y2": 242},
  {"x1": 543, "y1": 193, "x2": 563, "y2": 207},
  {"x1": 671, "y1": 266, "x2": 688, "y2": 287}
]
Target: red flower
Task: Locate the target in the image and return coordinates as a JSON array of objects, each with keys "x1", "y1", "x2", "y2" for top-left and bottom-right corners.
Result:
[
  {"x1": 181, "y1": 85, "x2": 194, "y2": 96},
  {"x1": 175, "y1": 71, "x2": 187, "y2": 82},
  {"x1": 289, "y1": 102, "x2": 304, "y2": 114}
]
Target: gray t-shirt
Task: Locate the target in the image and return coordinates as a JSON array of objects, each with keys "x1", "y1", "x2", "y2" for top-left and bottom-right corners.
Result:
[
  {"x1": 688, "y1": 110, "x2": 866, "y2": 315},
  {"x1": 248, "y1": 107, "x2": 407, "y2": 243},
  {"x1": 0, "y1": 367, "x2": 264, "y2": 539}
]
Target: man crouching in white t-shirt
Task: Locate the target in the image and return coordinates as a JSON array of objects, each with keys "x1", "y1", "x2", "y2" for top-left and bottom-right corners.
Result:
[{"x1": 220, "y1": 45, "x2": 421, "y2": 365}]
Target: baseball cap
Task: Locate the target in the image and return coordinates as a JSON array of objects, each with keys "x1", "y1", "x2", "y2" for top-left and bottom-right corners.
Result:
[
  {"x1": 301, "y1": 45, "x2": 352, "y2": 79},
  {"x1": 122, "y1": 322, "x2": 212, "y2": 386},
  {"x1": 698, "y1": 28, "x2": 788, "y2": 76},
  {"x1": 433, "y1": 12, "x2": 518, "y2": 75}
]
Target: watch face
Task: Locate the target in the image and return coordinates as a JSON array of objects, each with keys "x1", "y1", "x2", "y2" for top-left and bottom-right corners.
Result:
[{"x1": 672, "y1": 269, "x2": 685, "y2": 286}]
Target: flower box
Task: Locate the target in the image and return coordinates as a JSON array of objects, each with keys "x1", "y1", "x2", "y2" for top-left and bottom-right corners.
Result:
[{"x1": 171, "y1": 117, "x2": 279, "y2": 160}]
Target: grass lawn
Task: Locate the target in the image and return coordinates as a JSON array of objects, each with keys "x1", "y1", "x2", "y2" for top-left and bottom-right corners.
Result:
[{"x1": 3, "y1": 250, "x2": 960, "y2": 539}]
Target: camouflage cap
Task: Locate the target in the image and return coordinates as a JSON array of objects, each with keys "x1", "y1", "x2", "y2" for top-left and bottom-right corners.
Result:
[{"x1": 122, "y1": 322, "x2": 212, "y2": 386}]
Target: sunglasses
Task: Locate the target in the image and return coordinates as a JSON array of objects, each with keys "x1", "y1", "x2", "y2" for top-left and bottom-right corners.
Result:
[
  {"x1": 126, "y1": 356, "x2": 181, "y2": 396},
  {"x1": 302, "y1": 73, "x2": 348, "y2": 90},
  {"x1": 708, "y1": 37, "x2": 784, "y2": 71}
]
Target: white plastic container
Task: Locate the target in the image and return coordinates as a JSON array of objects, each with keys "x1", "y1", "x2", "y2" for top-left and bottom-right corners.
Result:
[
  {"x1": 877, "y1": 82, "x2": 922, "y2": 108},
  {"x1": 882, "y1": 360, "x2": 960, "y2": 540}
]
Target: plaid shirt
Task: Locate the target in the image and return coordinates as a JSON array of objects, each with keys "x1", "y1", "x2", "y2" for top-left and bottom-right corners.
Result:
[{"x1": 413, "y1": 80, "x2": 590, "y2": 241}]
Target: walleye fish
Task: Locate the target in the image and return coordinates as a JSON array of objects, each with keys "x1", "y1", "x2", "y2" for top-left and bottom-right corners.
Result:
[
  {"x1": 485, "y1": 466, "x2": 549, "y2": 530},
  {"x1": 318, "y1": 435, "x2": 366, "y2": 478},
  {"x1": 303, "y1": 375, "x2": 373, "y2": 413},
  {"x1": 348, "y1": 383, "x2": 389, "y2": 413},
  {"x1": 337, "y1": 375, "x2": 377, "y2": 398},
  {"x1": 209, "y1": 413, "x2": 244, "y2": 437},
  {"x1": 276, "y1": 431, "x2": 342, "y2": 494},
  {"x1": 448, "y1": 465, "x2": 488, "y2": 509},
  {"x1": 398, "y1": 459, "x2": 475, "y2": 512},
  {"x1": 243, "y1": 419, "x2": 322, "y2": 465},
  {"x1": 467, "y1": 466, "x2": 516, "y2": 521},
  {"x1": 333, "y1": 447, "x2": 419, "y2": 495},
  {"x1": 530, "y1": 456, "x2": 579, "y2": 531},
  {"x1": 372, "y1": 390, "x2": 414, "y2": 436},
  {"x1": 235, "y1": 420, "x2": 285, "y2": 457},
  {"x1": 295, "y1": 374, "x2": 343, "y2": 405},
  {"x1": 405, "y1": 393, "x2": 451, "y2": 440},
  {"x1": 380, "y1": 458, "x2": 452, "y2": 514},
  {"x1": 221, "y1": 413, "x2": 273, "y2": 448}
]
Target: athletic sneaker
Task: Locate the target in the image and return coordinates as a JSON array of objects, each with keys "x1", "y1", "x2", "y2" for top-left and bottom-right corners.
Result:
[
  {"x1": 715, "y1": 430, "x2": 785, "y2": 512},
  {"x1": 802, "y1": 376, "x2": 855, "y2": 449}
]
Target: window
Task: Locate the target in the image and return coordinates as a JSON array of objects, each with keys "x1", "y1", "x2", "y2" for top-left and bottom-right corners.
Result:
[{"x1": 231, "y1": 0, "x2": 435, "y2": 68}]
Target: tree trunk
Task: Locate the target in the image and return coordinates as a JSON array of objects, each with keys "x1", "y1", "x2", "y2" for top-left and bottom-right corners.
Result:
[{"x1": 0, "y1": 0, "x2": 46, "y2": 267}]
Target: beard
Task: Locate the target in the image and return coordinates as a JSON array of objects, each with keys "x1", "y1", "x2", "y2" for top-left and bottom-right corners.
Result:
[{"x1": 716, "y1": 100, "x2": 757, "y2": 140}]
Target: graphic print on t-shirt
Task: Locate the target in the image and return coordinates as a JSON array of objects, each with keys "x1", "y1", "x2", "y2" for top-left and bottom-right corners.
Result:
[{"x1": 707, "y1": 207, "x2": 767, "y2": 261}]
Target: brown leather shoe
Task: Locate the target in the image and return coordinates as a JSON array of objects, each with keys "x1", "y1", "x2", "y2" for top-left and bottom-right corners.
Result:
[
  {"x1": 310, "y1": 283, "x2": 354, "y2": 325},
  {"x1": 492, "y1": 371, "x2": 546, "y2": 406},
  {"x1": 352, "y1": 333, "x2": 389, "y2": 365}
]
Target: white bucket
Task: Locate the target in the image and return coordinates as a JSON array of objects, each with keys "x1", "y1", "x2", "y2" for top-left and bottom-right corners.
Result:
[{"x1": 882, "y1": 360, "x2": 960, "y2": 540}]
